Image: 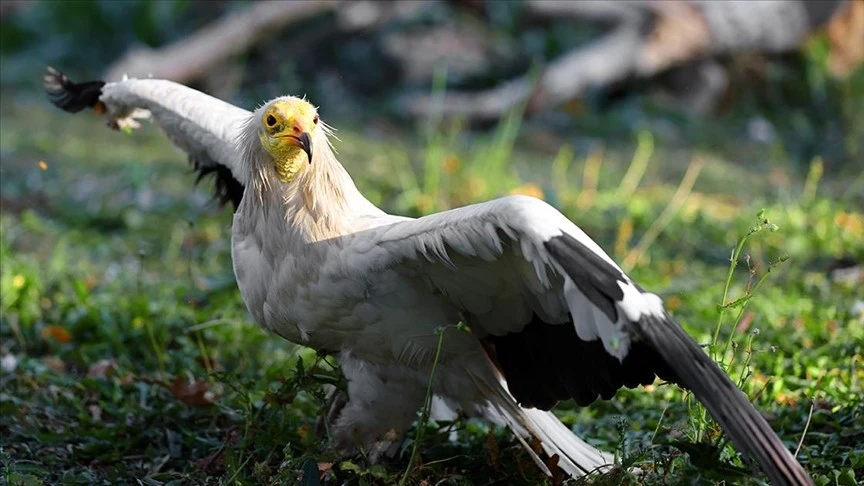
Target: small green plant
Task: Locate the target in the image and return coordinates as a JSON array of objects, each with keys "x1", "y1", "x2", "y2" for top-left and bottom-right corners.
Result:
[
  {"x1": 689, "y1": 210, "x2": 789, "y2": 456},
  {"x1": 399, "y1": 323, "x2": 468, "y2": 484}
]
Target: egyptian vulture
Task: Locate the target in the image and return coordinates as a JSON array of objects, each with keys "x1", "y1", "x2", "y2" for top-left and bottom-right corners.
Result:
[{"x1": 44, "y1": 67, "x2": 811, "y2": 485}]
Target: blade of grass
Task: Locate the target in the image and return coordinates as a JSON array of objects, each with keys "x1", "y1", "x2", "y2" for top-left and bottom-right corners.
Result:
[
  {"x1": 615, "y1": 130, "x2": 654, "y2": 200},
  {"x1": 400, "y1": 325, "x2": 452, "y2": 485},
  {"x1": 577, "y1": 144, "x2": 604, "y2": 212},
  {"x1": 801, "y1": 157, "x2": 823, "y2": 204},
  {"x1": 422, "y1": 65, "x2": 450, "y2": 207},
  {"x1": 622, "y1": 155, "x2": 704, "y2": 271},
  {"x1": 794, "y1": 402, "x2": 814, "y2": 458},
  {"x1": 551, "y1": 144, "x2": 574, "y2": 195}
]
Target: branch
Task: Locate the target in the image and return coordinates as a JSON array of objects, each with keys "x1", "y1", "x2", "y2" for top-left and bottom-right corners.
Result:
[
  {"x1": 400, "y1": 14, "x2": 644, "y2": 121},
  {"x1": 104, "y1": 0, "x2": 339, "y2": 83},
  {"x1": 400, "y1": 0, "x2": 842, "y2": 121}
]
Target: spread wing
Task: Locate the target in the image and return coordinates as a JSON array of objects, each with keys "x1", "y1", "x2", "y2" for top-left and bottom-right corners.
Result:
[
  {"x1": 350, "y1": 195, "x2": 810, "y2": 485},
  {"x1": 43, "y1": 67, "x2": 249, "y2": 208}
]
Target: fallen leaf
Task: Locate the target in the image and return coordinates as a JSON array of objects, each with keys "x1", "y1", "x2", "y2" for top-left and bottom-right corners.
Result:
[
  {"x1": 87, "y1": 359, "x2": 117, "y2": 379},
  {"x1": 544, "y1": 453, "x2": 565, "y2": 486},
  {"x1": 194, "y1": 449, "x2": 225, "y2": 474},
  {"x1": 38, "y1": 160, "x2": 48, "y2": 171},
  {"x1": 40, "y1": 325, "x2": 72, "y2": 344},
  {"x1": 168, "y1": 376, "x2": 216, "y2": 407},
  {"x1": 42, "y1": 356, "x2": 66, "y2": 373}
]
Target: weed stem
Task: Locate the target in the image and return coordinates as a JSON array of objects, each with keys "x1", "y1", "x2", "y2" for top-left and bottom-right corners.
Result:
[{"x1": 400, "y1": 325, "x2": 451, "y2": 485}]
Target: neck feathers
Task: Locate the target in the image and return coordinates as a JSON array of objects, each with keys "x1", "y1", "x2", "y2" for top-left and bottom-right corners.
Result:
[
  {"x1": 291, "y1": 131, "x2": 371, "y2": 240},
  {"x1": 245, "y1": 125, "x2": 379, "y2": 241}
]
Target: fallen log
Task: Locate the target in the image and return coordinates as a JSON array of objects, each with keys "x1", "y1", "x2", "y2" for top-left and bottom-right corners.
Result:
[{"x1": 104, "y1": 0, "x2": 339, "y2": 83}]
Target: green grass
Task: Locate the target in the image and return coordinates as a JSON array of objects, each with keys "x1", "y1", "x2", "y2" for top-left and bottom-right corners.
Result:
[{"x1": 1, "y1": 96, "x2": 862, "y2": 485}]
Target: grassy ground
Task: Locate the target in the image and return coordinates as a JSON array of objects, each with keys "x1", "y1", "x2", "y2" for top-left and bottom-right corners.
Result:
[{"x1": 1, "y1": 94, "x2": 862, "y2": 486}]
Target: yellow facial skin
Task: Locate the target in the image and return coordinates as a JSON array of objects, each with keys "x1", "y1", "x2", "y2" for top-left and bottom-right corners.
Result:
[{"x1": 258, "y1": 99, "x2": 319, "y2": 183}]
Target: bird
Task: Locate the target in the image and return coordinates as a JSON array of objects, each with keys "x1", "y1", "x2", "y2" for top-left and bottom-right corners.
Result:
[{"x1": 44, "y1": 67, "x2": 812, "y2": 485}]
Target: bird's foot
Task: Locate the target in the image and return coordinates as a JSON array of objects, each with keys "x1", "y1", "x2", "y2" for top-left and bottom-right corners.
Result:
[
  {"x1": 365, "y1": 429, "x2": 401, "y2": 464},
  {"x1": 331, "y1": 425, "x2": 403, "y2": 464},
  {"x1": 106, "y1": 108, "x2": 151, "y2": 131},
  {"x1": 316, "y1": 389, "x2": 348, "y2": 439}
]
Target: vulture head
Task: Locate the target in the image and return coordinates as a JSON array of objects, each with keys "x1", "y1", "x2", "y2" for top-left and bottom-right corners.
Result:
[{"x1": 251, "y1": 97, "x2": 320, "y2": 183}]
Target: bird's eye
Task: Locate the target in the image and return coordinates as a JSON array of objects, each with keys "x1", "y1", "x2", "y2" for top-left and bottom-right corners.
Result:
[
  {"x1": 265, "y1": 114, "x2": 277, "y2": 127},
  {"x1": 313, "y1": 115, "x2": 319, "y2": 125}
]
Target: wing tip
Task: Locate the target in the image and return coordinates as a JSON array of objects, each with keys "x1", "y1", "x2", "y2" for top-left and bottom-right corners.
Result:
[
  {"x1": 635, "y1": 314, "x2": 813, "y2": 485},
  {"x1": 43, "y1": 66, "x2": 106, "y2": 114}
]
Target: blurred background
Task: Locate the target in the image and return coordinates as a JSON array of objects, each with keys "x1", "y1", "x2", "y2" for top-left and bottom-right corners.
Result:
[{"x1": 1, "y1": 1, "x2": 862, "y2": 484}]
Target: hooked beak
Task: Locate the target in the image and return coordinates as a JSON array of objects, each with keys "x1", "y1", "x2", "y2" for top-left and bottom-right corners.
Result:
[
  {"x1": 298, "y1": 132, "x2": 312, "y2": 164},
  {"x1": 275, "y1": 128, "x2": 313, "y2": 163}
]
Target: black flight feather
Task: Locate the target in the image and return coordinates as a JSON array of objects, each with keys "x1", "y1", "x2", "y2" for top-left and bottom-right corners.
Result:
[
  {"x1": 43, "y1": 67, "x2": 105, "y2": 113},
  {"x1": 543, "y1": 232, "x2": 812, "y2": 485},
  {"x1": 484, "y1": 315, "x2": 673, "y2": 410},
  {"x1": 190, "y1": 155, "x2": 245, "y2": 210},
  {"x1": 545, "y1": 233, "x2": 626, "y2": 322}
]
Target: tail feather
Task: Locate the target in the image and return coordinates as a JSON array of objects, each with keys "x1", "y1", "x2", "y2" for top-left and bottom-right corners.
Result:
[
  {"x1": 634, "y1": 314, "x2": 813, "y2": 485},
  {"x1": 481, "y1": 379, "x2": 614, "y2": 478},
  {"x1": 524, "y1": 407, "x2": 614, "y2": 477}
]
